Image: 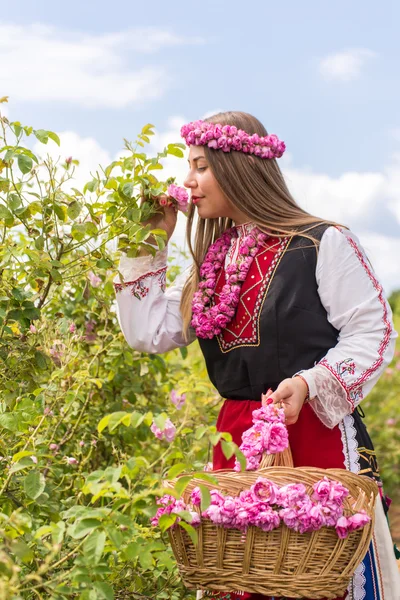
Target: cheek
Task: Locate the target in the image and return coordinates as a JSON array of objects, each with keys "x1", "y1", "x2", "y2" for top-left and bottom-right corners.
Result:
[{"x1": 202, "y1": 171, "x2": 225, "y2": 201}]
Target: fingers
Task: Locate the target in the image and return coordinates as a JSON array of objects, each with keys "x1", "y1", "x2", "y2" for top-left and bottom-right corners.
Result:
[
  {"x1": 261, "y1": 388, "x2": 273, "y2": 406},
  {"x1": 267, "y1": 379, "x2": 293, "y2": 405}
]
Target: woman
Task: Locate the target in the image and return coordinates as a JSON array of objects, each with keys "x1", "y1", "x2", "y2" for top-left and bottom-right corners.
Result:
[{"x1": 113, "y1": 112, "x2": 399, "y2": 600}]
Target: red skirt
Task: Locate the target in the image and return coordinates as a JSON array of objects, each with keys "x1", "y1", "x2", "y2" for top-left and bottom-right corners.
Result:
[{"x1": 209, "y1": 399, "x2": 348, "y2": 600}]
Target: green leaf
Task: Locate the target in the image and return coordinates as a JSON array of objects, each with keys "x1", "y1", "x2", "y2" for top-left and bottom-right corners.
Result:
[
  {"x1": 67, "y1": 200, "x2": 82, "y2": 219},
  {"x1": 24, "y1": 470, "x2": 46, "y2": 499},
  {"x1": 34, "y1": 351, "x2": 48, "y2": 370},
  {"x1": 0, "y1": 205, "x2": 12, "y2": 220},
  {"x1": 173, "y1": 475, "x2": 193, "y2": 497},
  {"x1": 96, "y1": 258, "x2": 113, "y2": 269},
  {"x1": 13, "y1": 450, "x2": 36, "y2": 462},
  {"x1": 48, "y1": 131, "x2": 61, "y2": 146},
  {"x1": 83, "y1": 530, "x2": 106, "y2": 565},
  {"x1": 35, "y1": 236, "x2": 44, "y2": 251},
  {"x1": 178, "y1": 521, "x2": 198, "y2": 545},
  {"x1": 150, "y1": 228, "x2": 167, "y2": 239},
  {"x1": 0, "y1": 178, "x2": 10, "y2": 193},
  {"x1": 167, "y1": 463, "x2": 189, "y2": 479},
  {"x1": 141, "y1": 123, "x2": 155, "y2": 135},
  {"x1": 18, "y1": 154, "x2": 33, "y2": 174},
  {"x1": 97, "y1": 415, "x2": 110, "y2": 433},
  {"x1": 54, "y1": 203, "x2": 67, "y2": 221},
  {"x1": 167, "y1": 144, "x2": 185, "y2": 158},
  {"x1": 8, "y1": 194, "x2": 21, "y2": 210},
  {"x1": 34, "y1": 129, "x2": 49, "y2": 144},
  {"x1": 11, "y1": 539, "x2": 34, "y2": 563},
  {"x1": 197, "y1": 483, "x2": 211, "y2": 511},
  {"x1": 179, "y1": 346, "x2": 188, "y2": 360},
  {"x1": 135, "y1": 227, "x2": 150, "y2": 244},
  {"x1": 69, "y1": 518, "x2": 102, "y2": 540},
  {"x1": 158, "y1": 513, "x2": 178, "y2": 532},
  {"x1": 0, "y1": 413, "x2": 20, "y2": 432},
  {"x1": 85, "y1": 221, "x2": 98, "y2": 237},
  {"x1": 71, "y1": 223, "x2": 86, "y2": 241},
  {"x1": 122, "y1": 182, "x2": 134, "y2": 198},
  {"x1": 221, "y1": 440, "x2": 236, "y2": 460},
  {"x1": 233, "y1": 446, "x2": 246, "y2": 472},
  {"x1": 93, "y1": 582, "x2": 114, "y2": 600},
  {"x1": 85, "y1": 179, "x2": 98, "y2": 193},
  {"x1": 194, "y1": 425, "x2": 207, "y2": 440}
]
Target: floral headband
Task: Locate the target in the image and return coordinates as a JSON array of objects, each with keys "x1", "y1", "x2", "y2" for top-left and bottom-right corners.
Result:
[{"x1": 180, "y1": 120, "x2": 285, "y2": 159}]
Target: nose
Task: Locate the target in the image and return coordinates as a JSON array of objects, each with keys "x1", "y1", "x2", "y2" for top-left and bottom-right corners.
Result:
[{"x1": 183, "y1": 171, "x2": 198, "y2": 189}]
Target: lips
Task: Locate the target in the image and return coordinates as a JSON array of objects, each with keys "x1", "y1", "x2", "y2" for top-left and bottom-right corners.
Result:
[{"x1": 192, "y1": 196, "x2": 204, "y2": 205}]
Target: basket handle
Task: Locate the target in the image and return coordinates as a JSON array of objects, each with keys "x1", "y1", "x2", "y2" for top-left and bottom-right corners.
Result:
[
  {"x1": 257, "y1": 395, "x2": 294, "y2": 469},
  {"x1": 258, "y1": 444, "x2": 294, "y2": 469}
]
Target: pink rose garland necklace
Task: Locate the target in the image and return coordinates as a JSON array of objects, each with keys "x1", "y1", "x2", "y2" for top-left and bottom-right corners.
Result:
[{"x1": 191, "y1": 227, "x2": 269, "y2": 339}]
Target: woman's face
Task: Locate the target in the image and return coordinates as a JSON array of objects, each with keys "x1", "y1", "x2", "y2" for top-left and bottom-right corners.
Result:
[{"x1": 184, "y1": 146, "x2": 249, "y2": 223}]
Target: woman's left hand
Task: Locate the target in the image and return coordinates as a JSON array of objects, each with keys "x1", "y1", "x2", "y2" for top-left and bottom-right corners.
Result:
[{"x1": 263, "y1": 377, "x2": 309, "y2": 425}]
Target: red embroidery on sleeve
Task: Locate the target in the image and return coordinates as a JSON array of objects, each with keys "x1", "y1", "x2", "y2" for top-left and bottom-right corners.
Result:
[
  {"x1": 319, "y1": 228, "x2": 393, "y2": 409},
  {"x1": 113, "y1": 267, "x2": 167, "y2": 300}
]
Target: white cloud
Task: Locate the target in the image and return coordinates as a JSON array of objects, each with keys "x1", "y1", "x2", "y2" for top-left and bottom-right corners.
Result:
[
  {"x1": 319, "y1": 48, "x2": 377, "y2": 82},
  {"x1": 282, "y1": 157, "x2": 400, "y2": 293},
  {"x1": 0, "y1": 23, "x2": 204, "y2": 108},
  {"x1": 32, "y1": 131, "x2": 112, "y2": 192}
]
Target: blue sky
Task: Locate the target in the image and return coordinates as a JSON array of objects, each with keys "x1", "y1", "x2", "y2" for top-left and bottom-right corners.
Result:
[{"x1": 2, "y1": 0, "x2": 400, "y2": 291}]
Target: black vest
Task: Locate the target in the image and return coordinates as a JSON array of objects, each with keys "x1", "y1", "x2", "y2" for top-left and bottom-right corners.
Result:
[{"x1": 198, "y1": 224, "x2": 339, "y2": 400}]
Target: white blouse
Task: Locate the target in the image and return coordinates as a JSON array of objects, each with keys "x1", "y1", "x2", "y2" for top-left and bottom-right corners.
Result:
[{"x1": 113, "y1": 225, "x2": 397, "y2": 429}]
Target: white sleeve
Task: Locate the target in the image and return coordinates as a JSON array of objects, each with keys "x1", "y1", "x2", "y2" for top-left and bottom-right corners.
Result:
[
  {"x1": 113, "y1": 247, "x2": 196, "y2": 353},
  {"x1": 299, "y1": 226, "x2": 397, "y2": 429}
]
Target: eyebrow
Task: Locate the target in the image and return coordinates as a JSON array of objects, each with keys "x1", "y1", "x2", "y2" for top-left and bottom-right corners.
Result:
[{"x1": 187, "y1": 156, "x2": 206, "y2": 164}]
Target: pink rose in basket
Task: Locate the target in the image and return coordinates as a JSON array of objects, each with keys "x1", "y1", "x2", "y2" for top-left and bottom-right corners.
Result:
[
  {"x1": 251, "y1": 477, "x2": 279, "y2": 504},
  {"x1": 335, "y1": 515, "x2": 352, "y2": 539},
  {"x1": 312, "y1": 476, "x2": 349, "y2": 507},
  {"x1": 277, "y1": 483, "x2": 309, "y2": 508},
  {"x1": 348, "y1": 510, "x2": 371, "y2": 531},
  {"x1": 190, "y1": 487, "x2": 202, "y2": 506},
  {"x1": 252, "y1": 506, "x2": 281, "y2": 532}
]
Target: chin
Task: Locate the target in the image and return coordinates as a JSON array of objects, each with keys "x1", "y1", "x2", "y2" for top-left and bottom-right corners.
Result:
[{"x1": 197, "y1": 206, "x2": 225, "y2": 220}]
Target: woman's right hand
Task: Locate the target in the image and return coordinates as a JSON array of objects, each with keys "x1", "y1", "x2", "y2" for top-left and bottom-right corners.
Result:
[{"x1": 139, "y1": 195, "x2": 178, "y2": 253}]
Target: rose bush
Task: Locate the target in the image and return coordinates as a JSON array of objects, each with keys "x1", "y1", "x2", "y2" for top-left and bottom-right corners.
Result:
[{"x1": 0, "y1": 98, "x2": 231, "y2": 600}]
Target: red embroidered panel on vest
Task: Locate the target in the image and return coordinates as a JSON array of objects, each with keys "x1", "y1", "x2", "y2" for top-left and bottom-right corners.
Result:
[{"x1": 214, "y1": 237, "x2": 289, "y2": 352}]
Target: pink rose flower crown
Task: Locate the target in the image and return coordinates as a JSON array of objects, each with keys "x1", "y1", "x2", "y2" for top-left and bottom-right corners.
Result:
[{"x1": 180, "y1": 120, "x2": 286, "y2": 160}]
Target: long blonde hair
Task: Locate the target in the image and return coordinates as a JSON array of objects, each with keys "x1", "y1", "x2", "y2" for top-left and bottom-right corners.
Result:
[{"x1": 180, "y1": 111, "x2": 342, "y2": 335}]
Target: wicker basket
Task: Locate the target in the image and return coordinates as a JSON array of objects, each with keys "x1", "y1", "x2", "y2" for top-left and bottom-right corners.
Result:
[{"x1": 166, "y1": 447, "x2": 378, "y2": 599}]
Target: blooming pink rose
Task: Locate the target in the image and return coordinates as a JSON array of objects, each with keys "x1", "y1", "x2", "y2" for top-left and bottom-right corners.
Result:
[
  {"x1": 88, "y1": 271, "x2": 102, "y2": 288},
  {"x1": 190, "y1": 512, "x2": 201, "y2": 526},
  {"x1": 277, "y1": 483, "x2": 308, "y2": 508},
  {"x1": 335, "y1": 515, "x2": 351, "y2": 539},
  {"x1": 251, "y1": 477, "x2": 279, "y2": 504},
  {"x1": 312, "y1": 477, "x2": 349, "y2": 505},
  {"x1": 266, "y1": 421, "x2": 289, "y2": 454},
  {"x1": 170, "y1": 390, "x2": 186, "y2": 410},
  {"x1": 348, "y1": 511, "x2": 370, "y2": 531},
  {"x1": 150, "y1": 418, "x2": 176, "y2": 442},
  {"x1": 190, "y1": 487, "x2": 202, "y2": 506}
]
